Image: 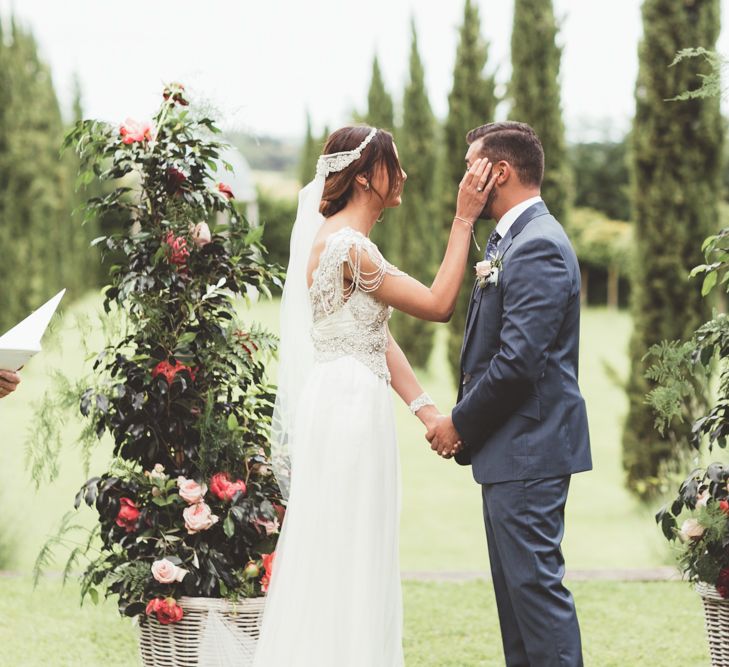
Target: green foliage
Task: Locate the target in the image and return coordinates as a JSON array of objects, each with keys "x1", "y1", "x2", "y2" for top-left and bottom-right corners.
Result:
[
  {"x1": 362, "y1": 54, "x2": 398, "y2": 258},
  {"x1": 623, "y1": 0, "x2": 723, "y2": 496},
  {"x1": 28, "y1": 86, "x2": 284, "y2": 619},
  {"x1": 258, "y1": 187, "x2": 297, "y2": 275},
  {"x1": 570, "y1": 139, "x2": 631, "y2": 221},
  {"x1": 655, "y1": 464, "x2": 729, "y2": 589},
  {"x1": 669, "y1": 48, "x2": 727, "y2": 101},
  {"x1": 568, "y1": 208, "x2": 632, "y2": 273},
  {"x1": 387, "y1": 23, "x2": 438, "y2": 368},
  {"x1": 0, "y1": 18, "x2": 98, "y2": 333},
  {"x1": 298, "y1": 112, "x2": 319, "y2": 186},
  {"x1": 364, "y1": 55, "x2": 396, "y2": 132},
  {"x1": 444, "y1": 0, "x2": 497, "y2": 382},
  {"x1": 509, "y1": 0, "x2": 571, "y2": 226}
]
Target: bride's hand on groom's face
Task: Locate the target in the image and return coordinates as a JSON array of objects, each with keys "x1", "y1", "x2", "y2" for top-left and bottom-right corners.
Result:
[
  {"x1": 455, "y1": 157, "x2": 498, "y2": 224},
  {"x1": 426, "y1": 415, "x2": 463, "y2": 459}
]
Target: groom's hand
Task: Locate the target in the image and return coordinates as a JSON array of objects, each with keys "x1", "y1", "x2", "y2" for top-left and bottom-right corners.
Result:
[{"x1": 426, "y1": 415, "x2": 463, "y2": 459}]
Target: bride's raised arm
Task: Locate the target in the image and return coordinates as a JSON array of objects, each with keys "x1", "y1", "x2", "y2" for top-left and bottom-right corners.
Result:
[{"x1": 348, "y1": 157, "x2": 496, "y2": 322}]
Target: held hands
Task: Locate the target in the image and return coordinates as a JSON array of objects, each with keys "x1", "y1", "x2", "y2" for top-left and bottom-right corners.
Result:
[
  {"x1": 417, "y1": 406, "x2": 462, "y2": 459},
  {"x1": 0, "y1": 370, "x2": 20, "y2": 399},
  {"x1": 425, "y1": 415, "x2": 463, "y2": 460},
  {"x1": 455, "y1": 158, "x2": 498, "y2": 224}
]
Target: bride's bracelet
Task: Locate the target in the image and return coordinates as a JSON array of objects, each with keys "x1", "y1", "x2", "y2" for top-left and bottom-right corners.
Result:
[
  {"x1": 454, "y1": 216, "x2": 482, "y2": 252},
  {"x1": 408, "y1": 392, "x2": 435, "y2": 415}
]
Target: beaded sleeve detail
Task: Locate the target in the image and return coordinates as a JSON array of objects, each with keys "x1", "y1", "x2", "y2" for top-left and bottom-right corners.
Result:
[{"x1": 309, "y1": 228, "x2": 406, "y2": 382}]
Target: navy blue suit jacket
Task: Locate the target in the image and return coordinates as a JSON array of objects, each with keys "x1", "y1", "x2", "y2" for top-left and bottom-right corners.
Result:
[{"x1": 452, "y1": 201, "x2": 592, "y2": 484}]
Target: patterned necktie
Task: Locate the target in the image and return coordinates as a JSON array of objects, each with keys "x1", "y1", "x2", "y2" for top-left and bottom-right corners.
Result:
[{"x1": 485, "y1": 229, "x2": 501, "y2": 260}]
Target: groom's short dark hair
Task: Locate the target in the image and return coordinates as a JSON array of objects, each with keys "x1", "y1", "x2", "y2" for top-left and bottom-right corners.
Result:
[{"x1": 466, "y1": 122, "x2": 544, "y2": 187}]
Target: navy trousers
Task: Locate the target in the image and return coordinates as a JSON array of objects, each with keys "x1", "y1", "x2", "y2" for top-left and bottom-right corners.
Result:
[{"x1": 482, "y1": 476, "x2": 583, "y2": 667}]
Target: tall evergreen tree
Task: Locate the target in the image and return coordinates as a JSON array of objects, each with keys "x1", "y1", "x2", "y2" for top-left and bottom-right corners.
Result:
[
  {"x1": 444, "y1": 0, "x2": 497, "y2": 381},
  {"x1": 361, "y1": 54, "x2": 397, "y2": 258},
  {"x1": 0, "y1": 18, "x2": 95, "y2": 332},
  {"x1": 623, "y1": 0, "x2": 723, "y2": 495},
  {"x1": 509, "y1": 0, "x2": 570, "y2": 225},
  {"x1": 365, "y1": 55, "x2": 395, "y2": 132},
  {"x1": 388, "y1": 22, "x2": 438, "y2": 368},
  {"x1": 298, "y1": 111, "x2": 319, "y2": 186}
]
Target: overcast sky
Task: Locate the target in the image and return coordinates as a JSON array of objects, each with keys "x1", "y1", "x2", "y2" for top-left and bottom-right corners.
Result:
[{"x1": 1, "y1": 1, "x2": 727, "y2": 143}]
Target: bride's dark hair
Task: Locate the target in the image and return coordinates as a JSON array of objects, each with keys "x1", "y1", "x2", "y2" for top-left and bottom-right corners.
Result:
[{"x1": 319, "y1": 126, "x2": 403, "y2": 218}]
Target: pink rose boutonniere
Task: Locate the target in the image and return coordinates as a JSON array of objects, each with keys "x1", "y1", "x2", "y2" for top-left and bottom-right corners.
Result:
[{"x1": 475, "y1": 253, "x2": 503, "y2": 289}]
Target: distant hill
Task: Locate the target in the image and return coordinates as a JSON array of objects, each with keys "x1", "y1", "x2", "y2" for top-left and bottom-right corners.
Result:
[{"x1": 225, "y1": 132, "x2": 300, "y2": 174}]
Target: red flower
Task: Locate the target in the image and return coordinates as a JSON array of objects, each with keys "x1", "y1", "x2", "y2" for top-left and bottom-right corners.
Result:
[
  {"x1": 717, "y1": 568, "x2": 729, "y2": 598},
  {"x1": 152, "y1": 359, "x2": 196, "y2": 385},
  {"x1": 166, "y1": 168, "x2": 187, "y2": 193},
  {"x1": 120, "y1": 118, "x2": 155, "y2": 144},
  {"x1": 210, "y1": 472, "x2": 247, "y2": 502},
  {"x1": 163, "y1": 231, "x2": 190, "y2": 266},
  {"x1": 720, "y1": 500, "x2": 729, "y2": 515},
  {"x1": 146, "y1": 597, "x2": 184, "y2": 624},
  {"x1": 261, "y1": 552, "x2": 276, "y2": 592},
  {"x1": 163, "y1": 82, "x2": 189, "y2": 106},
  {"x1": 273, "y1": 503, "x2": 286, "y2": 525},
  {"x1": 115, "y1": 497, "x2": 140, "y2": 533},
  {"x1": 218, "y1": 183, "x2": 234, "y2": 200},
  {"x1": 233, "y1": 330, "x2": 259, "y2": 356}
]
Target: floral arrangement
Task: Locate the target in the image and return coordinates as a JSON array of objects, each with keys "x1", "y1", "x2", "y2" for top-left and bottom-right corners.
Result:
[
  {"x1": 657, "y1": 464, "x2": 729, "y2": 596},
  {"x1": 650, "y1": 226, "x2": 729, "y2": 594},
  {"x1": 32, "y1": 83, "x2": 284, "y2": 624}
]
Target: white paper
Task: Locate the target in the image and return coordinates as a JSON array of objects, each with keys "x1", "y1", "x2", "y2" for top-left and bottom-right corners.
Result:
[{"x1": 0, "y1": 289, "x2": 66, "y2": 371}]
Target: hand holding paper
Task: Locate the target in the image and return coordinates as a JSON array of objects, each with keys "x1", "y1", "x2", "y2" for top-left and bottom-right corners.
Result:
[
  {"x1": 0, "y1": 370, "x2": 20, "y2": 398},
  {"x1": 0, "y1": 290, "x2": 66, "y2": 372}
]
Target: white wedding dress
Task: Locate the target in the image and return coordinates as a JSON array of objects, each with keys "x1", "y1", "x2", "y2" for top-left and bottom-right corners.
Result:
[{"x1": 252, "y1": 227, "x2": 405, "y2": 667}]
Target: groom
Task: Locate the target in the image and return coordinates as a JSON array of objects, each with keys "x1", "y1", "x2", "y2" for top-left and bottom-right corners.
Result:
[{"x1": 428, "y1": 121, "x2": 592, "y2": 666}]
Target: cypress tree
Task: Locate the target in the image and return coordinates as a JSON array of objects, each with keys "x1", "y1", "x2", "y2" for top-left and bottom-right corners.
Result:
[
  {"x1": 509, "y1": 0, "x2": 570, "y2": 225},
  {"x1": 364, "y1": 55, "x2": 395, "y2": 132},
  {"x1": 361, "y1": 54, "x2": 397, "y2": 258},
  {"x1": 0, "y1": 18, "x2": 91, "y2": 332},
  {"x1": 298, "y1": 111, "x2": 319, "y2": 186},
  {"x1": 444, "y1": 0, "x2": 497, "y2": 382},
  {"x1": 623, "y1": 0, "x2": 723, "y2": 495},
  {"x1": 388, "y1": 22, "x2": 438, "y2": 368}
]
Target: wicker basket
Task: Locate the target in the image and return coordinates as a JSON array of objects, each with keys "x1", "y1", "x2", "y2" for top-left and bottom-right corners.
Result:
[
  {"x1": 697, "y1": 582, "x2": 729, "y2": 666},
  {"x1": 139, "y1": 596, "x2": 266, "y2": 667}
]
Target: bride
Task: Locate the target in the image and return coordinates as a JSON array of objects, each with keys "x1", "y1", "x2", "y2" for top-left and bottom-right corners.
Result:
[{"x1": 252, "y1": 125, "x2": 495, "y2": 666}]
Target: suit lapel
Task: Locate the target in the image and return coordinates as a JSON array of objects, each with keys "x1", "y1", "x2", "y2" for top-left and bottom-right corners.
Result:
[{"x1": 460, "y1": 201, "x2": 550, "y2": 357}]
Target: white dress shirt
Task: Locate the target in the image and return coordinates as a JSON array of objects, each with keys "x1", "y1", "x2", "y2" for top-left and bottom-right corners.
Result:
[{"x1": 493, "y1": 196, "x2": 543, "y2": 246}]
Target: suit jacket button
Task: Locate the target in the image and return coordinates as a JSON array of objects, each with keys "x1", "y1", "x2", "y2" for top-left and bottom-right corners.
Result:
[{"x1": 463, "y1": 373, "x2": 472, "y2": 385}]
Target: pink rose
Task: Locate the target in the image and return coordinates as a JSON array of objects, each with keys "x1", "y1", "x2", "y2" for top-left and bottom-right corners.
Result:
[
  {"x1": 191, "y1": 222, "x2": 212, "y2": 249},
  {"x1": 151, "y1": 558, "x2": 188, "y2": 584},
  {"x1": 254, "y1": 517, "x2": 280, "y2": 536},
  {"x1": 183, "y1": 502, "x2": 219, "y2": 534},
  {"x1": 146, "y1": 463, "x2": 167, "y2": 481},
  {"x1": 177, "y1": 477, "x2": 207, "y2": 504},
  {"x1": 475, "y1": 259, "x2": 492, "y2": 279},
  {"x1": 679, "y1": 518, "x2": 705, "y2": 542},
  {"x1": 120, "y1": 118, "x2": 155, "y2": 144}
]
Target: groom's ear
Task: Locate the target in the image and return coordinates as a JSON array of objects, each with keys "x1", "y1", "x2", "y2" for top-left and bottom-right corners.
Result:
[{"x1": 495, "y1": 162, "x2": 510, "y2": 184}]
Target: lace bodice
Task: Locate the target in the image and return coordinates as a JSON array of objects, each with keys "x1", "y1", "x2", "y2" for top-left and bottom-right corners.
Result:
[{"x1": 309, "y1": 228, "x2": 405, "y2": 382}]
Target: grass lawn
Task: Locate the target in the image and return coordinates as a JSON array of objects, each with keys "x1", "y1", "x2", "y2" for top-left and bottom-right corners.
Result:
[
  {"x1": 0, "y1": 292, "x2": 693, "y2": 664},
  {"x1": 0, "y1": 577, "x2": 709, "y2": 666},
  {"x1": 0, "y1": 294, "x2": 668, "y2": 572}
]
